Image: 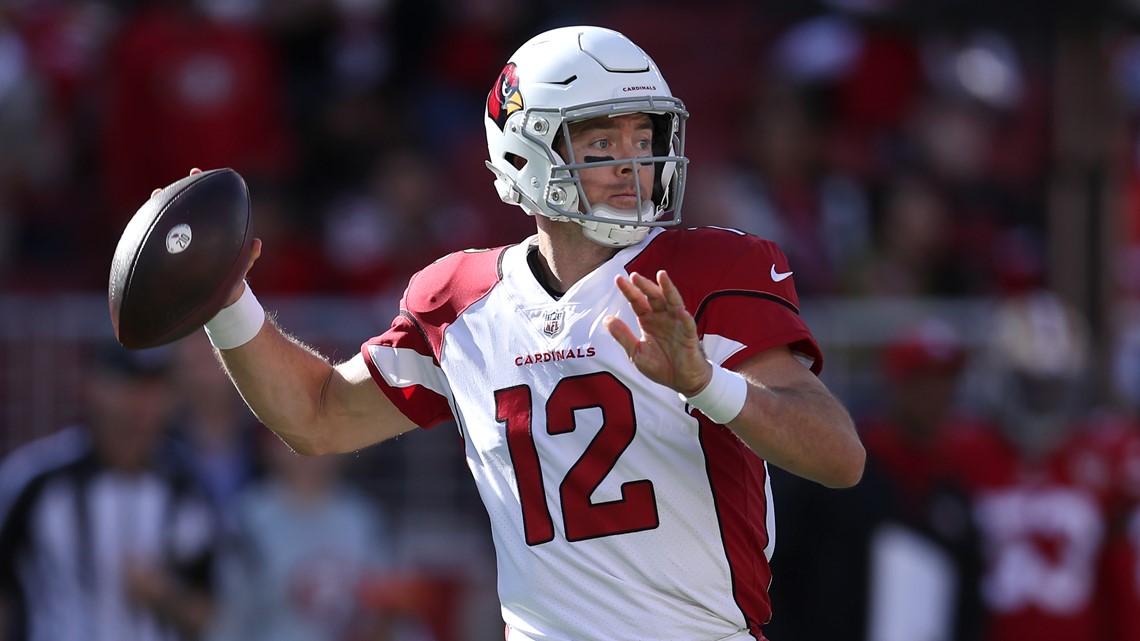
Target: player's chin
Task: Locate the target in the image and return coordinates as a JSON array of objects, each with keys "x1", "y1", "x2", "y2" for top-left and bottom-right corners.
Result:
[{"x1": 605, "y1": 196, "x2": 640, "y2": 210}]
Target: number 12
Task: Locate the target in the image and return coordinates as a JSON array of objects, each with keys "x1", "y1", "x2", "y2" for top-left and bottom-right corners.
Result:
[{"x1": 494, "y1": 372, "x2": 660, "y2": 546}]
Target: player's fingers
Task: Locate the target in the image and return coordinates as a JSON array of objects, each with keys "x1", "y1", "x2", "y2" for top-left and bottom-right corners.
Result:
[
  {"x1": 243, "y1": 238, "x2": 263, "y2": 278},
  {"x1": 151, "y1": 168, "x2": 203, "y2": 197},
  {"x1": 630, "y1": 272, "x2": 667, "y2": 312},
  {"x1": 616, "y1": 275, "x2": 652, "y2": 315},
  {"x1": 249, "y1": 238, "x2": 263, "y2": 264},
  {"x1": 630, "y1": 271, "x2": 658, "y2": 294},
  {"x1": 657, "y1": 270, "x2": 685, "y2": 312},
  {"x1": 603, "y1": 315, "x2": 639, "y2": 358}
]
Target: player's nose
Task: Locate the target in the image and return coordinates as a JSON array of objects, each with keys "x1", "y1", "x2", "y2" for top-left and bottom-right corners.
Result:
[{"x1": 614, "y1": 154, "x2": 652, "y2": 176}]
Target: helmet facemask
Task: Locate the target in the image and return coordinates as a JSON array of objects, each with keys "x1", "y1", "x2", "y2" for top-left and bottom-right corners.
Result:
[{"x1": 539, "y1": 99, "x2": 688, "y2": 247}]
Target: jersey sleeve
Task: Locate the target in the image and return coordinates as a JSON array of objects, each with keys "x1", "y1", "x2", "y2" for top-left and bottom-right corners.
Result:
[
  {"x1": 361, "y1": 311, "x2": 455, "y2": 429},
  {"x1": 679, "y1": 229, "x2": 821, "y2": 374},
  {"x1": 699, "y1": 237, "x2": 821, "y2": 373},
  {"x1": 360, "y1": 247, "x2": 506, "y2": 428}
]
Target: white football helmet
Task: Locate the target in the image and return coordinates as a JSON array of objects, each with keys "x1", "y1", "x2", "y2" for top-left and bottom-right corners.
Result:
[
  {"x1": 985, "y1": 290, "x2": 1091, "y2": 455},
  {"x1": 484, "y1": 26, "x2": 689, "y2": 247}
]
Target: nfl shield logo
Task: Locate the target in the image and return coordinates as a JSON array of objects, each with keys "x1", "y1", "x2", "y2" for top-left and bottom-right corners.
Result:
[{"x1": 542, "y1": 309, "x2": 565, "y2": 337}]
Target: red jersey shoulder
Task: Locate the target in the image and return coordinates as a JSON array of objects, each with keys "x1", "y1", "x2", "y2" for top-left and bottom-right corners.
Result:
[
  {"x1": 401, "y1": 246, "x2": 508, "y2": 322},
  {"x1": 631, "y1": 227, "x2": 800, "y2": 314}
]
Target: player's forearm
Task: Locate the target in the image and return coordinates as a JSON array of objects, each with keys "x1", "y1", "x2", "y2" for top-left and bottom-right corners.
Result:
[
  {"x1": 213, "y1": 318, "x2": 341, "y2": 454},
  {"x1": 730, "y1": 380, "x2": 864, "y2": 488}
]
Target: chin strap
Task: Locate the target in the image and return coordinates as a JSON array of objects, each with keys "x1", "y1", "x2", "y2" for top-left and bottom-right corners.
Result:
[{"x1": 579, "y1": 202, "x2": 658, "y2": 247}]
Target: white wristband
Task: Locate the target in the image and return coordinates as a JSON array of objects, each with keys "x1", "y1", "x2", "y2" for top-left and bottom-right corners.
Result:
[
  {"x1": 203, "y1": 284, "x2": 265, "y2": 350},
  {"x1": 680, "y1": 361, "x2": 749, "y2": 425}
]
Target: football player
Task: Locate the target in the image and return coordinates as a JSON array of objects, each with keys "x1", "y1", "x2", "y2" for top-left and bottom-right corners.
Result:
[
  {"x1": 190, "y1": 26, "x2": 864, "y2": 641},
  {"x1": 945, "y1": 290, "x2": 1123, "y2": 641}
]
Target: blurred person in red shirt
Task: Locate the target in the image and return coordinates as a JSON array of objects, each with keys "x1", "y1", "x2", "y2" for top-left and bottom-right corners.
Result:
[
  {"x1": 857, "y1": 319, "x2": 986, "y2": 641},
  {"x1": 945, "y1": 290, "x2": 1123, "y2": 641},
  {"x1": 99, "y1": 0, "x2": 292, "y2": 227}
]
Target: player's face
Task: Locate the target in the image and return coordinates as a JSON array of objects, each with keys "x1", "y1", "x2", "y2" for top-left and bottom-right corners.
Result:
[{"x1": 564, "y1": 114, "x2": 656, "y2": 212}]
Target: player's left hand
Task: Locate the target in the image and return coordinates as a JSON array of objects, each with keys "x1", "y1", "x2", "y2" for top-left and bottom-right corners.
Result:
[{"x1": 605, "y1": 270, "x2": 713, "y2": 397}]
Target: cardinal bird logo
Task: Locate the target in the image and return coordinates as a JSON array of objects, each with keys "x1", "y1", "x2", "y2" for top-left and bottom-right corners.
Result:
[{"x1": 488, "y1": 62, "x2": 523, "y2": 131}]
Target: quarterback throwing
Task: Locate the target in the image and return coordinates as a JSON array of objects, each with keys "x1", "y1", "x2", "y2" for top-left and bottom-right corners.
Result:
[{"x1": 195, "y1": 25, "x2": 864, "y2": 641}]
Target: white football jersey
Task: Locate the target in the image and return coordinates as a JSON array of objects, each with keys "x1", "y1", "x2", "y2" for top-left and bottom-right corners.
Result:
[{"x1": 362, "y1": 226, "x2": 821, "y2": 641}]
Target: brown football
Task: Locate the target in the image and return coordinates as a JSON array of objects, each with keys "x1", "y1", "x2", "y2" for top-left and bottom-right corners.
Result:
[{"x1": 108, "y1": 168, "x2": 252, "y2": 349}]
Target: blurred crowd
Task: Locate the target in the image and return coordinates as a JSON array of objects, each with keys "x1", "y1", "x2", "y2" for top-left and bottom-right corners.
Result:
[
  {"x1": 6, "y1": 0, "x2": 1140, "y2": 639},
  {"x1": 770, "y1": 289, "x2": 1140, "y2": 641},
  {"x1": 0, "y1": 333, "x2": 484, "y2": 641},
  {"x1": 2, "y1": 0, "x2": 1135, "y2": 302}
]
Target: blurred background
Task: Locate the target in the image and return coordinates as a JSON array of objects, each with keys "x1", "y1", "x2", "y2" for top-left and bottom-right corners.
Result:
[{"x1": 3, "y1": 0, "x2": 1140, "y2": 639}]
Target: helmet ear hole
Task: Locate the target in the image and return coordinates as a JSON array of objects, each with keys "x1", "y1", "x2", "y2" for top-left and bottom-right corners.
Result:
[
  {"x1": 506, "y1": 152, "x2": 527, "y2": 170},
  {"x1": 651, "y1": 167, "x2": 665, "y2": 206},
  {"x1": 551, "y1": 130, "x2": 566, "y2": 159},
  {"x1": 649, "y1": 114, "x2": 674, "y2": 207},
  {"x1": 649, "y1": 114, "x2": 673, "y2": 157}
]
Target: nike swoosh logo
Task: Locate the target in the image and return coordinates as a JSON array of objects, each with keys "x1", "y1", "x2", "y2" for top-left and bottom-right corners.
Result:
[{"x1": 770, "y1": 265, "x2": 793, "y2": 282}]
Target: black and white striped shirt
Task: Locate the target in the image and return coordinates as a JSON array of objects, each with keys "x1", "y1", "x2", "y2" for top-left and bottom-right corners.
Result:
[{"x1": 0, "y1": 427, "x2": 221, "y2": 641}]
